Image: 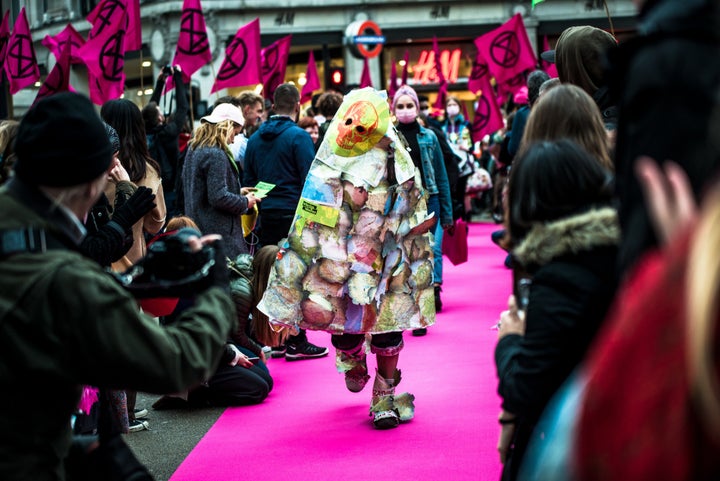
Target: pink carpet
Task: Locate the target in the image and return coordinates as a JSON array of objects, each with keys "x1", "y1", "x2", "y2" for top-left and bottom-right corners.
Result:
[{"x1": 171, "y1": 222, "x2": 510, "y2": 481}]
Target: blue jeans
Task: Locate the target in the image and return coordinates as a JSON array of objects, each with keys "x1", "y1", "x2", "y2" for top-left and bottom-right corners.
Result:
[{"x1": 427, "y1": 194, "x2": 442, "y2": 285}]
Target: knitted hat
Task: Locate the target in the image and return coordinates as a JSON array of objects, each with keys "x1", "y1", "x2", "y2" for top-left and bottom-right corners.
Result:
[
  {"x1": 14, "y1": 93, "x2": 113, "y2": 187},
  {"x1": 392, "y1": 85, "x2": 420, "y2": 112}
]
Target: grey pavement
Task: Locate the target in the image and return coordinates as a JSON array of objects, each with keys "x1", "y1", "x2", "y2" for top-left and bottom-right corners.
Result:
[{"x1": 124, "y1": 393, "x2": 225, "y2": 481}]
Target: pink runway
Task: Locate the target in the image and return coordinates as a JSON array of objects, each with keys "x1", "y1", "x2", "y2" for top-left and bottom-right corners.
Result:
[{"x1": 171, "y1": 222, "x2": 510, "y2": 481}]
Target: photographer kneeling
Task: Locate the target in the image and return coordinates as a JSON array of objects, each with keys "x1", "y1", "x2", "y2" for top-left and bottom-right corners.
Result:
[{"x1": 0, "y1": 93, "x2": 236, "y2": 480}]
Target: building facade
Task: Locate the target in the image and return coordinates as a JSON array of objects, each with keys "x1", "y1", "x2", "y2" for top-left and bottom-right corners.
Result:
[{"x1": 3, "y1": 0, "x2": 638, "y2": 117}]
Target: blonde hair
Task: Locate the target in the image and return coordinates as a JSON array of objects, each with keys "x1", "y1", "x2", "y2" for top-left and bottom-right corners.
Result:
[
  {"x1": 251, "y1": 245, "x2": 290, "y2": 346},
  {"x1": 189, "y1": 119, "x2": 236, "y2": 150},
  {"x1": 519, "y1": 84, "x2": 613, "y2": 171},
  {"x1": 687, "y1": 186, "x2": 720, "y2": 442}
]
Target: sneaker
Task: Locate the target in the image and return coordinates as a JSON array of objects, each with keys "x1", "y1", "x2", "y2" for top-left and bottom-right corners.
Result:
[
  {"x1": 373, "y1": 409, "x2": 400, "y2": 429},
  {"x1": 128, "y1": 419, "x2": 149, "y2": 433},
  {"x1": 412, "y1": 328, "x2": 427, "y2": 337},
  {"x1": 133, "y1": 408, "x2": 148, "y2": 419},
  {"x1": 270, "y1": 345, "x2": 287, "y2": 358},
  {"x1": 434, "y1": 285, "x2": 442, "y2": 312},
  {"x1": 285, "y1": 341, "x2": 329, "y2": 361}
]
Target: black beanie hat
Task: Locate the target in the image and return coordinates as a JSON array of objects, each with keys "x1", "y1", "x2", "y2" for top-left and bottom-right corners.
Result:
[{"x1": 14, "y1": 92, "x2": 113, "y2": 187}]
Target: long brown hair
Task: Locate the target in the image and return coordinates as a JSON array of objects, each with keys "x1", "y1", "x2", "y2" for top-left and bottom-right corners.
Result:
[
  {"x1": 519, "y1": 84, "x2": 613, "y2": 171},
  {"x1": 251, "y1": 245, "x2": 290, "y2": 346},
  {"x1": 101, "y1": 99, "x2": 161, "y2": 183}
]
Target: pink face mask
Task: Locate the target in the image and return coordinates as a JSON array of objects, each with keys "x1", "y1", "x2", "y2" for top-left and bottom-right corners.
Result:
[{"x1": 396, "y1": 107, "x2": 417, "y2": 124}]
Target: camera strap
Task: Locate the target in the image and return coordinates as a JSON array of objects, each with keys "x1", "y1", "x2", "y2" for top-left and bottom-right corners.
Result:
[{"x1": 0, "y1": 227, "x2": 67, "y2": 260}]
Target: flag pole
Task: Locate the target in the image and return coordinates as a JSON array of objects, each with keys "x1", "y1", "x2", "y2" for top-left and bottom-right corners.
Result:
[
  {"x1": 139, "y1": 49, "x2": 145, "y2": 106},
  {"x1": 188, "y1": 75, "x2": 195, "y2": 125},
  {"x1": 210, "y1": 61, "x2": 219, "y2": 102},
  {"x1": 602, "y1": 0, "x2": 615, "y2": 37}
]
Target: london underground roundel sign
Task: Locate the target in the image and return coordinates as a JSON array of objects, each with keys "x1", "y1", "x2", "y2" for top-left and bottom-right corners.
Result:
[{"x1": 346, "y1": 20, "x2": 384, "y2": 59}]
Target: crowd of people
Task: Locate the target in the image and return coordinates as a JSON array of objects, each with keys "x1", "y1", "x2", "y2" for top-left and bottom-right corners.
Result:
[{"x1": 0, "y1": 0, "x2": 718, "y2": 478}]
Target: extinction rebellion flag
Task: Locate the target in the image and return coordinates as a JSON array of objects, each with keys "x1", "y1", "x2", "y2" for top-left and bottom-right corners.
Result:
[
  {"x1": 473, "y1": 13, "x2": 537, "y2": 86},
  {"x1": 300, "y1": 50, "x2": 320, "y2": 104},
  {"x1": 42, "y1": 23, "x2": 86, "y2": 65},
  {"x1": 78, "y1": 7, "x2": 127, "y2": 104},
  {"x1": 4, "y1": 8, "x2": 40, "y2": 95},
  {"x1": 34, "y1": 40, "x2": 72, "y2": 106},
  {"x1": 172, "y1": 0, "x2": 212, "y2": 84},
  {"x1": 211, "y1": 18, "x2": 262, "y2": 94},
  {"x1": 261, "y1": 35, "x2": 292, "y2": 99},
  {"x1": 468, "y1": 53, "x2": 504, "y2": 143}
]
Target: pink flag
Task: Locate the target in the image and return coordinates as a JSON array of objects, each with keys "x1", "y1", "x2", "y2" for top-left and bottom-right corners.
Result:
[
  {"x1": 473, "y1": 13, "x2": 537, "y2": 85},
  {"x1": 497, "y1": 72, "x2": 527, "y2": 102},
  {"x1": 261, "y1": 34, "x2": 292, "y2": 99},
  {"x1": 172, "y1": 0, "x2": 211, "y2": 82},
  {"x1": 4, "y1": 8, "x2": 40, "y2": 95},
  {"x1": 42, "y1": 23, "x2": 86, "y2": 65},
  {"x1": 542, "y1": 36, "x2": 558, "y2": 78},
  {"x1": 432, "y1": 36, "x2": 447, "y2": 110},
  {"x1": 468, "y1": 52, "x2": 490, "y2": 95},
  {"x1": 78, "y1": 8, "x2": 127, "y2": 104},
  {"x1": 0, "y1": 11, "x2": 10, "y2": 67},
  {"x1": 87, "y1": 0, "x2": 140, "y2": 52},
  {"x1": 212, "y1": 18, "x2": 262, "y2": 94},
  {"x1": 388, "y1": 57, "x2": 397, "y2": 99},
  {"x1": 471, "y1": 72, "x2": 504, "y2": 144},
  {"x1": 400, "y1": 49, "x2": 409, "y2": 86},
  {"x1": 33, "y1": 41, "x2": 72, "y2": 106},
  {"x1": 300, "y1": 50, "x2": 320, "y2": 104},
  {"x1": 360, "y1": 58, "x2": 373, "y2": 88}
]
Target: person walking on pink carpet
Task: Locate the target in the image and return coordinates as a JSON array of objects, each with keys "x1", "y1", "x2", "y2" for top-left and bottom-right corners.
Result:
[{"x1": 257, "y1": 87, "x2": 438, "y2": 429}]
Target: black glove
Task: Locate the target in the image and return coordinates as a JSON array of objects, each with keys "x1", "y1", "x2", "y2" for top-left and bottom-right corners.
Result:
[{"x1": 111, "y1": 186, "x2": 156, "y2": 232}]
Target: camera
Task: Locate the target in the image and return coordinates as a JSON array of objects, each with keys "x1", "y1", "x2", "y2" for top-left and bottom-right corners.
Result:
[{"x1": 113, "y1": 228, "x2": 218, "y2": 299}]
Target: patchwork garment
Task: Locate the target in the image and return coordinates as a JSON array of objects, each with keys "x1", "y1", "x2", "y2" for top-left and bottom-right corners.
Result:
[{"x1": 258, "y1": 88, "x2": 436, "y2": 335}]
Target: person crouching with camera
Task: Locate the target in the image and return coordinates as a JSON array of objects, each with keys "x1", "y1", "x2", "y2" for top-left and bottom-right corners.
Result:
[{"x1": 0, "y1": 92, "x2": 236, "y2": 480}]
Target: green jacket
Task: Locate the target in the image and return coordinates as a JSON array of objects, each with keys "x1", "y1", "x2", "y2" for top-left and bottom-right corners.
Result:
[{"x1": 0, "y1": 181, "x2": 236, "y2": 481}]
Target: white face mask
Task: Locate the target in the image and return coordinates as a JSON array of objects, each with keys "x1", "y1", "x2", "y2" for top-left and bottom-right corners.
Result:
[
  {"x1": 446, "y1": 105, "x2": 460, "y2": 117},
  {"x1": 396, "y1": 107, "x2": 418, "y2": 124},
  {"x1": 420, "y1": 108, "x2": 430, "y2": 117}
]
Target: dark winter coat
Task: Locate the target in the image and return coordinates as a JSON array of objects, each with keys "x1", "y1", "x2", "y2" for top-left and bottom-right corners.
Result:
[
  {"x1": 0, "y1": 178, "x2": 235, "y2": 481},
  {"x1": 183, "y1": 145, "x2": 250, "y2": 258},
  {"x1": 147, "y1": 69, "x2": 189, "y2": 194},
  {"x1": 243, "y1": 116, "x2": 315, "y2": 212},
  {"x1": 495, "y1": 207, "x2": 620, "y2": 481}
]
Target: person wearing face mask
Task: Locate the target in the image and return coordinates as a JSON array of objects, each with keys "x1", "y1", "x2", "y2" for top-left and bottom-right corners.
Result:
[
  {"x1": 392, "y1": 85, "x2": 454, "y2": 325},
  {"x1": 441, "y1": 96, "x2": 475, "y2": 221}
]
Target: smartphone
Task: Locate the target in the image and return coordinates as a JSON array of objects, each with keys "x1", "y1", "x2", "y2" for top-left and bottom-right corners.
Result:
[
  {"x1": 247, "y1": 356, "x2": 260, "y2": 365},
  {"x1": 513, "y1": 268, "x2": 532, "y2": 311}
]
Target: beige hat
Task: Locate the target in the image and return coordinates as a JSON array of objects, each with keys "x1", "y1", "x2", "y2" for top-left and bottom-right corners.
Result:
[{"x1": 201, "y1": 103, "x2": 244, "y2": 126}]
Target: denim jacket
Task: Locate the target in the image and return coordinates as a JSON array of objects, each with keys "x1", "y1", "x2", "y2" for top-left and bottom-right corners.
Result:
[{"x1": 416, "y1": 126, "x2": 453, "y2": 226}]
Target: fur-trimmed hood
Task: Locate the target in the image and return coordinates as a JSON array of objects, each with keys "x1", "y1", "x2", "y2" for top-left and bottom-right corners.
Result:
[{"x1": 513, "y1": 207, "x2": 620, "y2": 268}]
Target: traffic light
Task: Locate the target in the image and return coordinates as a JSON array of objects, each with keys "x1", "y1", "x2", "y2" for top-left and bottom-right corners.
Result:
[{"x1": 328, "y1": 67, "x2": 345, "y2": 92}]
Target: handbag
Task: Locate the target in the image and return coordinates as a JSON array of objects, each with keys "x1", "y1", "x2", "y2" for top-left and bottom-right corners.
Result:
[
  {"x1": 241, "y1": 204, "x2": 259, "y2": 237},
  {"x1": 442, "y1": 218, "x2": 469, "y2": 265}
]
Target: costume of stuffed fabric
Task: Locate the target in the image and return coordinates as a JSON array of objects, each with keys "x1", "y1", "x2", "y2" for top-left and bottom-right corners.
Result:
[{"x1": 258, "y1": 88, "x2": 436, "y2": 335}]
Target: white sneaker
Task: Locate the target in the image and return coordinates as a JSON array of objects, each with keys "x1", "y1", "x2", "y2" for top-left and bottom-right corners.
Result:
[
  {"x1": 133, "y1": 408, "x2": 148, "y2": 419},
  {"x1": 128, "y1": 419, "x2": 149, "y2": 432}
]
